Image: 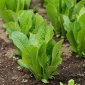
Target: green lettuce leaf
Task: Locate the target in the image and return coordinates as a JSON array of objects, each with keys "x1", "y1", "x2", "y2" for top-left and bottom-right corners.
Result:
[
  {"x1": 11, "y1": 31, "x2": 29, "y2": 52},
  {"x1": 38, "y1": 42, "x2": 48, "y2": 68},
  {"x1": 77, "y1": 28, "x2": 85, "y2": 57},
  {"x1": 51, "y1": 40, "x2": 63, "y2": 65}
]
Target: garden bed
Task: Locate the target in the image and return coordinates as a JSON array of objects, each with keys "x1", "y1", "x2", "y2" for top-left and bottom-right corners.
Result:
[{"x1": 0, "y1": 0, "x2": 85, "y2": 85}]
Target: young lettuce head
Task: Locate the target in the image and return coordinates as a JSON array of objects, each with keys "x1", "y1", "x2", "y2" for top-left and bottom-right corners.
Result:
[{"x1": 11, "y1": 22, "x2": 63, "y2": 83}]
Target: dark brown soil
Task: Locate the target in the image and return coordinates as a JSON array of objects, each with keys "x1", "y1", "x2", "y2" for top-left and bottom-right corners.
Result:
[{"x1": 0, "y1": 0, "x2": 85, "y2": 85}]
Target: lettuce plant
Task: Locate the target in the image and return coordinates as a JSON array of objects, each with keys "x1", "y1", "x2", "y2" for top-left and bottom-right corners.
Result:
[
  {"x1": 0, "y1": 0, "x2": 31, "y2": 12},
  {"x1": 0, "y1": 0, "x2": 31, "y2": 22},
  {"x1": 63, "y1": 14, "x2": 85, "y2": 57},
  {"x1": 45, "y1": 0, "x2": 85, "y2": 37},
  {"x1": 11, "y1": 22, "x2": 63, "y2": 83},
  {"x1": 11, "y1": 31, "x2": 63, "y2": 83},
  {"x1": 3, "y1": 10, "x2": 45, "y2": 38},
  {"x1": 60, "y1": 79, "x2": 80, "y2": 85}
]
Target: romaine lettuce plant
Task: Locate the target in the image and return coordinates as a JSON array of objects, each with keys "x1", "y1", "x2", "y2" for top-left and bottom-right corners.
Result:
[
  {"x1": 0, "y1": 0, "x2": 31, "y2": 12},
  {"x1": 63, "y1": 14, "x2": 85, "y2": 57},
  {"x1": 0, "y1": 0, "x2": 31, "y2": 22},
  {"x1": 45, "y1": 0, "x2": 85, "y2": 37},
  {"x1": 11, "y1": 22, "x2": 63, "y2": 83},
  {"x1": 3, "y1": 10, "x2": 45, "y2": 38},
  {"x1": 11, "y1": 22, "x2": 53, "y2": 55}
]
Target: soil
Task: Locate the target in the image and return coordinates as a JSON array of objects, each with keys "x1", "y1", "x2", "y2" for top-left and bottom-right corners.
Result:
[{"x1": 0, "y1": 0, "x2": 85, "y2": 85}]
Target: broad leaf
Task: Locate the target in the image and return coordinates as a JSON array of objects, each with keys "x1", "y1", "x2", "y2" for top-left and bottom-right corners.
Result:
[
  {"x1": 22, "y1": 46, "x2": 41, "y2": 80},
  {"x1": 18, "y1": 10, "x2": 33, "y2": 28},
  {"x1": 51, "y1": 40, "x2": 63, "y2": 65},
  {"x1": 68, "y1": 79, "x2": 74, "y2": 85},
  {"x1": 35, "y1": 22, "x2": 53, "y2": 46},
  {"x1": 46, "y1": 39, "x2": 55, "y2": 65},
  {"x1": 5, "y1": 0, "x2": 16, "y2": 11},
  {"x1": 63, "y1": 15, "x2": 71, "y2": 32},
  {"x1": 16, "y1": 0, "x2": 24, "y2": 12},
  {"x1": 46, "y1": 4, "x2": 60, "y2": 34},
  {"x1": 32, "y1": 13, "x2": 44, "y2": 33},
  {"x1": 0, "y1": 0, "x2": 5, "y2": 15},
  {"x1": 4, "y1": 21, "x2": 20, "y2": 36},
  {"x1": 75, "y1": 0, "x2": 85, "y2": 14},
  {"x1": 24, "y1": 0, "x2": 31, "y2": 9},
  {"x1": 78, "y1": 14, "x2": 85, "y2": 28},
  {"x1": 2, "y1": 10, "x2": 17, "y2": 22},
  {"x1": 78, "y1": 7, "x2": 85, "y2": 18},
  {"x1": 67, "y1": 31, "x2": 77, "y2": 52},
  {"x1": 77, "y1": 28, "x2": 85, "y2": 57},
  {"x1": 38, "y1": 42, "x2": 48, "y2": 68},
  {"x1": 11, "y1": 31, "x2": 29, "y2": 52},
  {"x1": 18, "y1": 59, "x2": 28, "y2": 68}
]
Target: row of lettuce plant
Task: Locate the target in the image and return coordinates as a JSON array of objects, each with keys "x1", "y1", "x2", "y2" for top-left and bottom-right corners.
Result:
[
  {"x1": 43, "y1": 0, "x2": 85, "y2": 37},
  {"x1": 0, "y1": 0, "x2": 64, "y2": 83},
  {"x1": 63, "y1": 13, "x2": 85, "y2": 57},
  {"x1": 0, "y1": 0, "x2": 31, "y2": 22},
  {"x1": 43, "y1": 0, "x2": 85, "y2": 58}
]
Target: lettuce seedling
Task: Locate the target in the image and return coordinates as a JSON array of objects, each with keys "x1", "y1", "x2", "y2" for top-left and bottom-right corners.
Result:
[
  {"x1": 63, "y1": 14, "x2": 85, "y2": 57},
  {"x1": 11, "y1": 31, "x2": 63, "y2": 83},
  {"x1": 45, "y1": 0, "x2": 85, "y2": 37},
  {"x1": 11, "y1": 22, "x2": 63, "y2": 83},
  {"x1": 60, "y1": 79, "x2": 80, "y2": 85}
]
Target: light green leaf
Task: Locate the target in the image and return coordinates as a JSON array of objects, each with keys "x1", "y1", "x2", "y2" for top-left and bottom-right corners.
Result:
[
  {"x1": 63, "y1": 15, "x2": 71, "y2": 32},
  {"x1": 22, "y1": 46, "x2": 41, "y2": 80},
  {"x1": 75, "y1": 0, "x2": 85, "y2": 14},
  {"x1": 35, "y1": 22, "x2": 52, "y2": 46},
  {"x1": 46, "y1": 4, "x2": 60, "y2": 34},
  {"x1": 18, "y1": 10, "x2": 33, "y2": 28},
  {"x1": 21, "y1": 21, "x2": 32, "y2": 36},
  {"x1": 68, "y1": 79, "x2": 74, "y2": 85},
  {"x1": 0, "y1": 0, "x2": 5, "y2": 14},
  {"x1": 46, "y1": 39, "x2": 55, "y2": 65},
  {"x1": 52, "y1": 50, "x2": 62, "y2": 66},
  {"x1": 72, "y1": 22, "x2": 81, "y2": 41},
  {"x1": 11, "y1": 31, "x2": 29, "y2": 52},
  {"x1": 5, "y1": 0, "x2": 16, "y2": 11},
  {"x1": 28, "y1": 33, "x2": 37, "y2": 46},
  {"x1": 79, "y1": 7, "x2": 85, "y2": 18},
  {"x1": 28, "y1": 22, "x2": 53, "y2": 48},
  {"x1": 41, "y1": 79, "x2": 49, "y2": 83},
  {"x1": 66, "y1": 0, "x2": 76, "y2": 9},
  {"x1": 78, "y1": 14, "x2": 85, "y2": 28},
  {"x1": 52, "y1": 71, "x2": 59, "y2": 75},
  {"x1": 17, "y1": 59, "x2": 28, "y2": 68},
  {"x1": 47, "y1": 66, "x2": 58, "y2": 76},
  {"x1": 24, "y1": 0, "x2": 31, "y2": 9},
  {"x1": 38, "y1": 42, "x2": 48, "y2": 68},
  {"x1": 77, "y1": 28, "x2": 85, "y2": 56},
  {"x1": 22, "y1": 46, "x2": 38, "y2": 70},
  {"x1": 3, "y1": 21, "x2": 20, "y2": 36},
  {"x1": 2, "y1": 10, "x2": 17, "y2": 22},
  {"x1": 47, "y1": 66, "x2": 56, "y2": 73},
  {"x1": 67, "y1": 31, "x2": 77, "y2": 52},
  {"x1": 16, "y1": 0, "x2": 25, "y2": 12},
  {"x1": 60, "y1": 82, "x2": 63, "y2": 85},
  {"x1": 32, "y1": 13, "x2": 44, "y2": 33},
  {"x1": 34, "y1": 13, "x2": 44, "y2": 28},
  {"x1": 51, "y1": 40, "x2": 63, "y2": 65}
]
